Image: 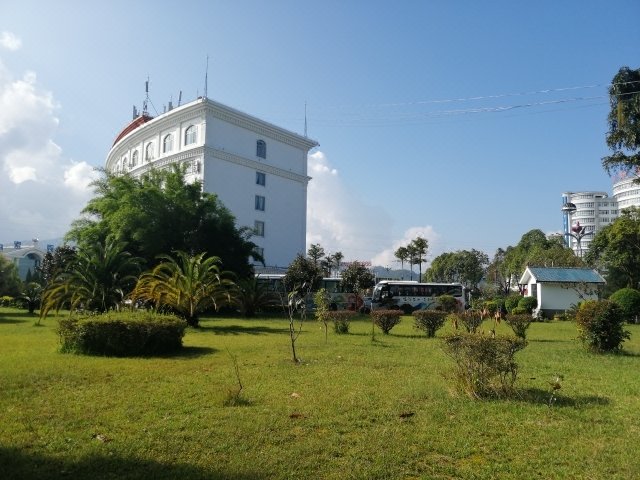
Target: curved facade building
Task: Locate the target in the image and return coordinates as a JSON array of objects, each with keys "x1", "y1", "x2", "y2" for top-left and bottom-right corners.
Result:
[
  {"x1": 561, "y1": 191, "x2": 618, "y2": 256},
  {"x1": 106, "y1": 97, "x2": 318, "y2": 269},
  {"x1": 612, "y1": 175, "x2": 640, "y2": 210}
]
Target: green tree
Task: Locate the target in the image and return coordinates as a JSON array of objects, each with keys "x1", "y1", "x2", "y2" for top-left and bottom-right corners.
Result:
[
  {"x1": 283, "y1": 254, "x2": 322, "y2": 294},
  {"x1": 67, "y1": 166, "x2": 259, "y2": 277},
  {"x1": 40, "y1": 240, "x2": 142, "y2": 318},
  {"x1": 19, "y1": 282, "x2": 43, "y2": 315},
  {"x1": 585, "y1": 207, "x2": 640, "y2": 289},
  {"x1": 132, "y1": 251, "x2": 235, "y2": 327},
  {"x1": 0, "y1": 256, "x2": 21, "y2": 297},
  {"x1": 38, "y1": 245, "x2": 77, "y2": 287},
  {"x1": 602, "y1": 66, "x2": 640, "y2": 174},
  {"x1": 340, "y1": 261, "x2": 375, "y2": 298},
  {"x1": 394, "y1": 246, "x2": 409, "y2": 274},
  {"x1": 609, "y1": 287, "x2": 640, "y2": 323},
  {"x1": 331, "y1": 252, "x2": 344, "y2": 275},
  {"x1": 425, "y1": 249, "x2": 488, "y2": 291},
  {"x1": 236, "y1": 275, "x2": 278, "y2": 318},
  {"x1": 410, "y1": 237, "x2": 429, "y2": 279},
  {"x1": 307, "y1": 243, "x2": 325, "y2": 268}
]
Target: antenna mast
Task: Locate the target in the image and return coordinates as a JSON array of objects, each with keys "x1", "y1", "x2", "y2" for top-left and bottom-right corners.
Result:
[
  {"x1": 203, "y1": 55, "x2": 209, "y2": 99},
  {"x1": 304, "y1": 102, "x2": 308, "y2": 137},
  {"x1": 142, "y1": 76, "x2": 150, "y2": 116}
]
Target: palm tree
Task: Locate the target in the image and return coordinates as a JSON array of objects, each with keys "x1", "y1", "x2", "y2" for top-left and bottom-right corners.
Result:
[
  {"x1": 394, "y1": 247, "x2": 409, "y2": 275},
  {"x1": 411, "y1": 237, "x2": 429, "y2": 280},
  {"x1": 131, "y1": 251, "x2": 235, "y2": 327},
  {"x1": 236, "y1": 275, "x2": 278, "y2": 317},
  {"x1": 40, "y1": 240, "x2": 141, "y2": 318},
  {"x1": 20, "y1": 282, "x2": 43, "y2": 315},
  {"x1": 332, "y1": 252, "x2": 344, "y2": 276}
]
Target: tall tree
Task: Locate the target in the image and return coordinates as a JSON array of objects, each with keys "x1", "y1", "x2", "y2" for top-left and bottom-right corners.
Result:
[
  {"x1": 340, "y1": 261, "x2": 375, "y2": 297},
  {"x1": 394, "y1": 246, "x2": 409, "y2": 273},
  {"x1": 602, "y1": 66, "x2": 640, "y2": 174},
  {"x1": 331, "y1": 252, "x2": 344, "y2": 276},
  {"x1": 66, "y1": 166, "x2": 259, "y2": 278},
  {"x1": 425, "y1": 249, "x2": 488, "y2": 291},
  {"x1": 38, "y1": 245, "x2": 77, "y2": 287},
  {"x1": 0, "y1": 256, "x2": 21, "y2": 297},
  {"x1": 410, "y1": 237, "x2": 429, "y2": 279},
  {"x1": 585, "y1": 207, "x2": 640, "y2": 289},
  {"x1": 306, "y1": 243, "x2": 325, "y2": 268},
  {"x1": 283, "y1": 254, "x2": 322, "y2": 293}
]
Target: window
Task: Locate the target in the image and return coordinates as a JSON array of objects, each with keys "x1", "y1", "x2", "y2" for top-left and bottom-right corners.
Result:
[
  {"x1": 256, "y1": 171, "x2": 266, "y2": 186},
  {"x1": 122, "y1": 157, "x2": 128, "y2": 171},
  {"x1": 163, "y1": 134, "x2": 173, "y2": 153},
  {"x1": 184, "y1": 125, "x2": 197, "y2": 145},
  {"x1": 254, "y1": 221, "x2": 265, "y2": 237},
  {"x1": 145, "y1": 143, "x2": 154, "y2": 161},
  {"x1": 255, "y1": 195, "x2": 265, "y2": 211},
  {"x1": 256, "y1": 140, "x2": 266, "y2": 159},
  {"x1": 131, "y1": 150, "x2": 139, "y2": 167}
]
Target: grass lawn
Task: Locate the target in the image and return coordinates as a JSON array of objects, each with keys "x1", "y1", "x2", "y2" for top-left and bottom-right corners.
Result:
[{"x1": 1, "y1": 307, "x2": 639, "y2": 479}]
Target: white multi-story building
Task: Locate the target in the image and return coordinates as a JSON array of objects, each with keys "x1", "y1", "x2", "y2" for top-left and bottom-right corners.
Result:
[
  {"x1": 612, "y1": 174, "x2": 640, "y2": 210},
  {"x1": 106, "y1": 97, "x2": 318, "y2": 269},
  {"x1": 561, "y1": 191, "x2": 618, "y2": 256}
]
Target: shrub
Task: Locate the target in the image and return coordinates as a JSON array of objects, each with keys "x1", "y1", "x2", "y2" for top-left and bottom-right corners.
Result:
[
  {"x1": 504, "y1": 294, "x2": 521, "y2": 314},
  {"x1": 449, "y1": 310, "x2": 483, "y2": 333},
  {"x1": 437, "y1": 295, "x2": 459, "y2": 313},
  {"x1": 328, "y1": 310, "x2": 356, "y2": 334},
  {"x1": 370, "y1": 309, "x2": 402, "y2": 334},
  {"x1": 511, "y1": 306, "x2": 528, "y2": 315},
  {"x1": 57, "y1": 310, "x2": 187, "y2": 356},
  {"x1": 442, "y1": 333, "x2": 527, "y2": 398},
  {"x1": 609, "y1": 287, "x2": 640, "y2": 323},
  {"x1": 575, "y1": 300, "x2": 630, "y2": 353},
  {"x1": 517, "y1": 296, "x2": 537, "y2": 313},
  {"x1": 413, "y1": 310, "x2": 448, "y2": 337},
  {"x1": 482, "y1": 300, "x2": 499, "y2": 316},
  {"x1": 504, "y1": 313, "x2": 533, "y2": 339},
  {"x1": 0, "y1": 296, "x2": 16, "y2": 307}
]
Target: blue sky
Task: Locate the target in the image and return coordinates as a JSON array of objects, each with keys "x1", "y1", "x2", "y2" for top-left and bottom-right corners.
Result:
[{"x1": 1, "y1": 1, "x2": 638, "y2": 268}]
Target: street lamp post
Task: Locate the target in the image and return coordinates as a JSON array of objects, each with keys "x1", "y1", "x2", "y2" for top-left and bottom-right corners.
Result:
[{"x1": 561, "y1": 203, "x2": 592, "y2": 257}]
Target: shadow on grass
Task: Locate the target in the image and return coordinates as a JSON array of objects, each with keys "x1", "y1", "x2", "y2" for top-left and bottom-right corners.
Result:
[
  {"x1": 0, "y1": 311, "x2": 39, "y2": 323},
  {"x1": 202, "y1": 324, "x2": 289, "y2": 335},
  {"x1": 515, "y1": 387, "x2": 610, "y2": 408},
  {"x1": 169, "y1": 346, "x2": 218, "y2": 358},
  {"x1": 0, "y1": 446, "x2": 266, "y2": 480}
]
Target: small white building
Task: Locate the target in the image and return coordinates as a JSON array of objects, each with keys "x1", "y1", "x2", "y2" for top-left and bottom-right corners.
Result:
[
  {"x1": 106, "y1": 96, "x2": 319, "y2": 270},
  {"x1": 519, "y1": 267, "x2": 605, "y2": 316},
  {"x1": 0, "y1": 244, "x2": 45, "y2": 281}
]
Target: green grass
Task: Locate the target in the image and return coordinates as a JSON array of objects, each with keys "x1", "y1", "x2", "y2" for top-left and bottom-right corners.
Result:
[{"x1": 1, "y1": 307, "x2": 639, "y2": 479}]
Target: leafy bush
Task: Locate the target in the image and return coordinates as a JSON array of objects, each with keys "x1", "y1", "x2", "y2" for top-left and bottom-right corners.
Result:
[
  {"x1": 327, "y1": 310, "x2": 356, "y2": 334},
  {"x1": 504, "y1": 314, "x2": 533, "y2": 339},
  {"x1": 517, "y1": 296, "x2": 537, "y2": 313},
  {"x1": 57, "y1": 310, "x2": 187, "y2": 356},
  {"x1": 575, "y1": 300, "x2": 630, "y2": 353},
  {"x1": 370, "y1": 309, "x2": 402, "y2": 334},
  {"x1": 482, "y1": 300, "x2": 499, "y2": 316},
  {"x1": 449, "y1": 310, "x2": 483, "y2": 333},
  {"x1": 437, "y1": 295, "x2": 459, "y2": 313},
  {"x1": 413, "y1": 310, "x2": 448, "y2": 337},
  {"x1": 442, "y1": 333, "x2": 527, "y2": 398},
  {"x1": 0, "y1": 296, "x2": 16, "y2": 307},
  {"x1": 609, "y1": 288, "x2": 640, "y2": 323},
  {"x1": 504, "y1": 294, "x2": 521, "y2": 313},
  {"x1": 511, "y1": 306, "x2": 528, "y2": 315}
]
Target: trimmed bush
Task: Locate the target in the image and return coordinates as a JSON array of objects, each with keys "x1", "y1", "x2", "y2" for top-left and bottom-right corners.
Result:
[
  {"x1": 437, "y1": 295, "x2": 459, "y2": 313},
  {"x1": 482, "y1": 300, "x2": 499, "y2": 316},
  {"x1": 328, "y1": 310, "x2": 356, "y2": 334},
  {"x1": 449, "y1": 310, "x2": 483, "y2": 333},
  {"x1": 504, "y1": 313, "x2": 533, "y2": 339},
  {"x1": 413, "y1": 310, "x2": 448, "y2": 338},
  {"x1": 575, "y1": 300, "x2": 630, "y2": 353},
  {"x1": 442, "y1": 333, "x2": 527, "y2": 398},
  {"x1": 57, "y1": 310, "x2": 187, "y2": 356},
  {"x1": 517, "y1": 296, "x2": 537, "y2": 313},
  {"x1": 0, "y1": 296, "x2": 17, "y2": 307},
  {"x1": 370, "y1": 309, "x2": 402, "y2": 334},
  {"x1": 609, "y1": 288, "x2": 640, "y2": 323},
  {"x1": 504, "y1": 294, "x2": 521, "y2": 314}
]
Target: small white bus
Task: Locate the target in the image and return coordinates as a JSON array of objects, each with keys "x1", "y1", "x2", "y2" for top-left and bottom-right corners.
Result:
[{"x1": 371, "y1": 280, "x2": 466, "y2": 314}]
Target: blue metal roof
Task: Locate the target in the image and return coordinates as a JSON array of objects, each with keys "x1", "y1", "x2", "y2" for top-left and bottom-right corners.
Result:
[{"x1": 525, "y1": 267, "x2": 605, "y2": 283}]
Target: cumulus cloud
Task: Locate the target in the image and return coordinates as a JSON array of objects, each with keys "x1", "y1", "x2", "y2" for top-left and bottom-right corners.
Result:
[
  {"x1": 0, "y1": 58, "x2": 97, "y2": 243},
  {"x1": 307, "y1": 151, "x2": 395, "y2": 263},
  {"x1": 0, "y1": 32, "x2": 21, "y2": 51}
]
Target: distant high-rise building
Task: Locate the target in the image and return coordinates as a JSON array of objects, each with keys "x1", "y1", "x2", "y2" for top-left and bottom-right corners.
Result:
[
  {"x1": 106, "y1": 96, "x2": 318, "y2": 269},
  {"x1": 561, "y1": 191, "x2": 618, "y2": 256}
]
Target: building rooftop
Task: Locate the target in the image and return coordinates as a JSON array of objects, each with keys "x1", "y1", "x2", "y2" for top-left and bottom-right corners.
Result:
[{"x1": 520, "y1": 267, "x2": 605, "y2": 284}]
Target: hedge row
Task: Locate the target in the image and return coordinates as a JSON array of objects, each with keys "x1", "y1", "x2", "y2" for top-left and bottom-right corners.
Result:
[{"x1": 57, "y1": 310, "x2": 187, "y2": 356}]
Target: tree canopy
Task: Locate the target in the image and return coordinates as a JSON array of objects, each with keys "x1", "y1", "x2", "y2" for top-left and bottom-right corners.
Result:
[
  {"x1": 0, "y1": 255, "x2": 21, "y2": 297},
  {"x1": 602, "y1": 66, "x2": 640, "y2": 174},
  {"x1": 585, "y1": 207, "x2": 640, "y2": 289},
  {"x1": 66, "y1": 166, "x2": 259, "y2": 278},
  {"x1": 340, "y1": 261, "x2": 375, "y2": 294},
  {"x1": 425, "y1": 249, "x2": 488, "y2": 291}
]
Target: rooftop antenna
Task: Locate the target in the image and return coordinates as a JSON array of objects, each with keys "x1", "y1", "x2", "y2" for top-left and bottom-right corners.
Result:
[
  {"x1": 142, "y1": 76, "x2": 150, "y2": 116},
  {"x1": 304, "y1": 102, "x2": 308, "y2": 137},
  {"x1": 203, "y1": 55, "x2": 209, "y2": 99},
  {"x1": 178, "y1": 90, "x2": 182, "y2": 106}
]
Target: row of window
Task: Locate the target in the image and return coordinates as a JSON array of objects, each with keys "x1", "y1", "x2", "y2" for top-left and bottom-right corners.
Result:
[{"x1": 119, "y1": 125, "x2": 198, "y2": 170}]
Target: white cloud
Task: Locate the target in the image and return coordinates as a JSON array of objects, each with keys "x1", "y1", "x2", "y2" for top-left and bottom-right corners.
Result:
[
  {"x1": 0, "y1": 32, "x2": 21, "y2": 51},
  {"x1": 370, "y1": 225, "x2": 441, "y2": 269},
  {"x1": 307, "y1": 151, "x2": 395, "y2": 263},
  {"x1": 0, "y1": 58, "x2": 97, "y2": 243}
]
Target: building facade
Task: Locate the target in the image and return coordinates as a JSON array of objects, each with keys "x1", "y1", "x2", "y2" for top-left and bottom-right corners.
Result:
[
  {"x1": 0, "y1": 242, "x2": 45, "y2": 281},
  {"x1": 106, "y1": 97, "x2": 318, "y2": 269},
  {"x1": 561, "y1": 191, "x2": 618, "y2": 256}
]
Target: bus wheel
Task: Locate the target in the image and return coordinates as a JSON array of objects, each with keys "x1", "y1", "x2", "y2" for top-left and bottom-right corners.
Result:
[{"x1": 401, "y1": 304, "x2": 413, "y2": 315}]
